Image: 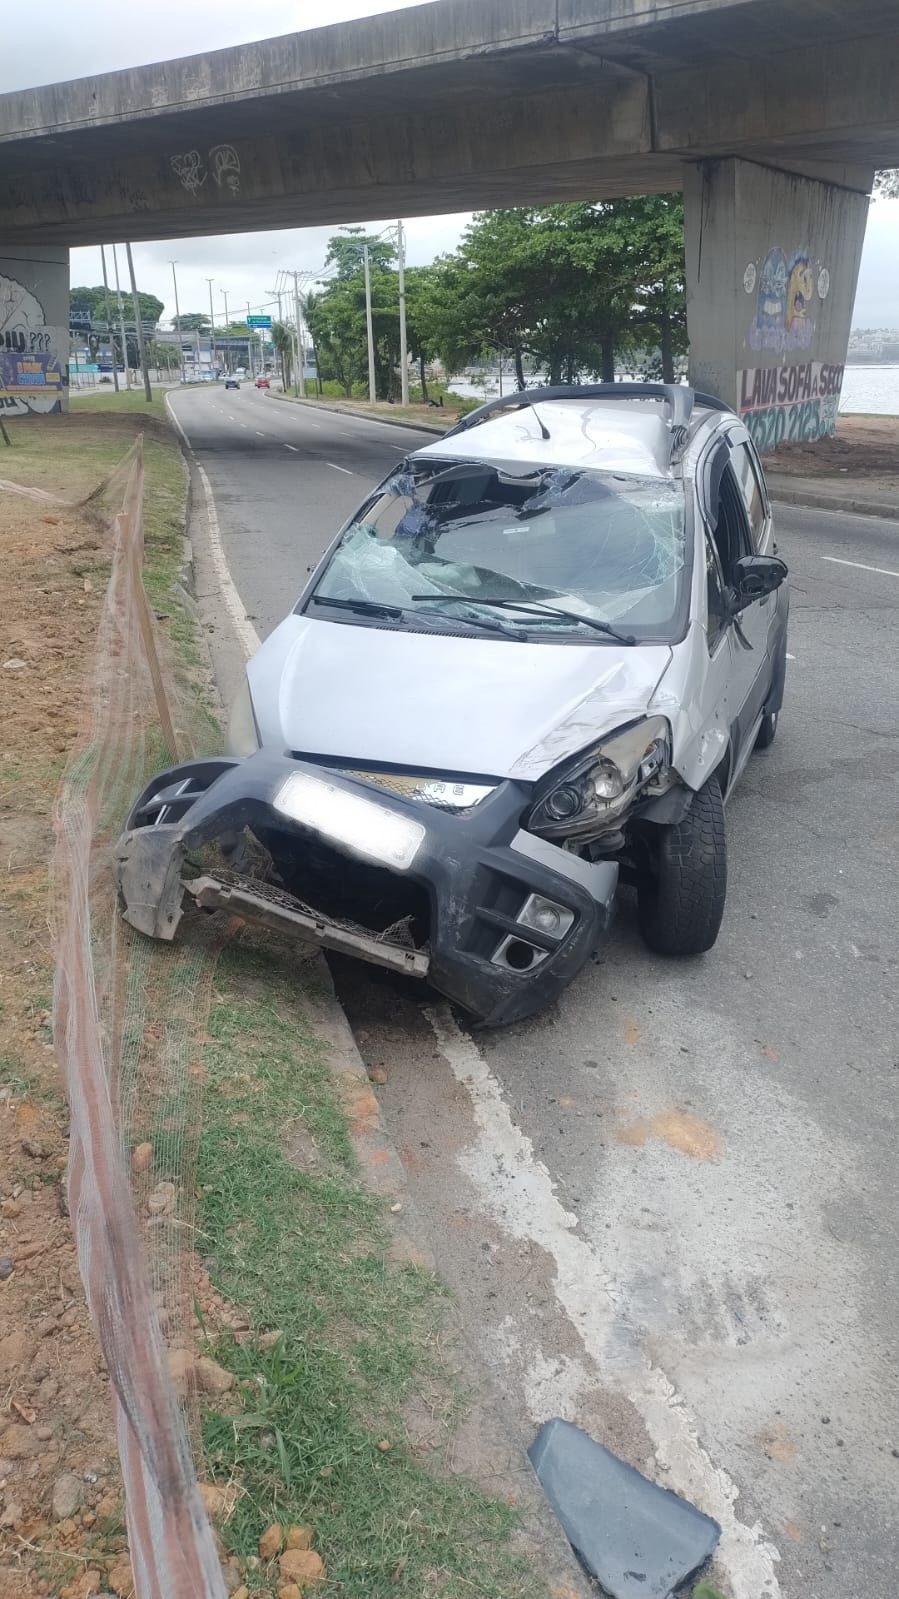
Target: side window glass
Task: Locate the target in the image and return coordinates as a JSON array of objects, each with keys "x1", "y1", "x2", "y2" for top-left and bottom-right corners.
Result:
[
  {"x1": 705, "y1": 532, "x2": 729, "y2": 650},
  {"x1": 712, "y1": 464, "x2": 752, "y2": 575},
  {"x1": 732, "y1": 442, "x2": 767, "y2": 549}
]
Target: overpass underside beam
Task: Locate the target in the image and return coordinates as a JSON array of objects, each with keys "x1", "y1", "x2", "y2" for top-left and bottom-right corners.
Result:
[{"x1": 684, "y1": 158, "x2": 871, "y2": 449}]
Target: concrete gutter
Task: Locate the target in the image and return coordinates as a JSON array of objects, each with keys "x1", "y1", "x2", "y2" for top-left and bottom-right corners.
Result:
[{"x1": 767, "y1": 476, "x2": 899, "y2": 522}]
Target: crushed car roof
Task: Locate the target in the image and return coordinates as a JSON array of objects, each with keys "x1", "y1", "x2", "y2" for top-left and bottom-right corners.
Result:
[{"x1": 417, "y1": 397, "x2": 676, "y2": 480}]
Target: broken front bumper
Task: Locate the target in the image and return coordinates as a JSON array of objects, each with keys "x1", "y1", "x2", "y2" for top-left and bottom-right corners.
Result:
[{"x1": 114, "y1": 751, "x2": 617, "y2": 1026}]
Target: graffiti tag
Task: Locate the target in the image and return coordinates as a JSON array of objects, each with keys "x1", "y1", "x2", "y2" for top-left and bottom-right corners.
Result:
[
  {"x1": 169, "y1": 144, "x2": 241, "y2": 195},
  {"x1": 739, "y1": 361, "x2": 844, "y2": 450}
]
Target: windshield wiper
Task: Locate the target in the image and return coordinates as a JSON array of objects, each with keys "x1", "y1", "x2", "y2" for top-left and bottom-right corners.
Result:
[
  {"x1": 310, "y1": 592, "x2": 522, "y2": 639},
  {"x1": 411, "y1": 595, "x2": 637, "y2": 645},
  {"x1": 310, "y1": 595, "x2": 405, "y2": 620}
]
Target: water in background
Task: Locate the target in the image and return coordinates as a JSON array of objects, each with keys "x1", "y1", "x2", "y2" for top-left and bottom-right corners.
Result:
[
  {"x1": 840, "y1": 365, "x2": 899, "y2": 416},
  {"x1": 451, "y1": 368, "x2": 899, "y2": 415}
]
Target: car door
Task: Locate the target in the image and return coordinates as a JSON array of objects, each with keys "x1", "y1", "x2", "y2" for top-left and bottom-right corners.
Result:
[{"x1": 702, "y1": 439, "x2": 770, "y2": 776}]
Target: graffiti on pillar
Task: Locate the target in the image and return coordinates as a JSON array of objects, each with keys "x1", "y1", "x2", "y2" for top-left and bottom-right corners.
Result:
[
  {"x1": 0, "y1": 273, "x2": 66, "y2": 415},
  {"x1": 170, "y1": 145, "x2": 241, "y2": 195},
  {"x1": 739, "y1": 361, "x2": 844, "y2": 450},
  {"x1": 745, "y1": 247, "x2": 828, "y2": 355}
]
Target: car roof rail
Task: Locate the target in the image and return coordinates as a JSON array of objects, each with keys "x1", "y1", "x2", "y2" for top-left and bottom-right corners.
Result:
[{"x1": 442, "y1": 381, "x2": 725, "y2": 453}]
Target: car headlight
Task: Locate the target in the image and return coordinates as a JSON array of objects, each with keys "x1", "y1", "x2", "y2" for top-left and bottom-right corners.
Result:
[
  {"x1": 528, "y1": 717, "x2": 670, "y2": 840},
  {"x1": 227, "y1": 675, "x2": 260, "y2": 757}
]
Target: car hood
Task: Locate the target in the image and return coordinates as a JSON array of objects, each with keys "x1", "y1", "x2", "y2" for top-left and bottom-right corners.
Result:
[{"x1": 248, "y1": 614, "x2": 674, "y2": 782}]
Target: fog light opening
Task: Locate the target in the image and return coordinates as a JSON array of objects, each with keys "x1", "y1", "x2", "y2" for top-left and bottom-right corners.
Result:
[{"x1": 505, "y1": 939, "x2": 537, "y2": 971}]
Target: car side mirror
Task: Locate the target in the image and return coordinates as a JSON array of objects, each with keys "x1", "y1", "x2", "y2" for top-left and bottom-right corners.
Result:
[{"x1": 730, "y1": 554, "x2": 788, "y2": 607}]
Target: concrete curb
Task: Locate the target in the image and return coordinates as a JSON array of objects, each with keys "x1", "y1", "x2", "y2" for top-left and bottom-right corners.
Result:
[
  {"x1": 769, "y1": 483, "x2": 898, "y2": 521},
  {"x1": 267, "y1": 388, "x2": 448, "y2": 436}
]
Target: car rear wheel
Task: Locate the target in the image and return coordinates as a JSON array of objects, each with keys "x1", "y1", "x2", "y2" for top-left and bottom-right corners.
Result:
[{"x1": 637, "y1": 775, "x2": 727, "y2": 956}]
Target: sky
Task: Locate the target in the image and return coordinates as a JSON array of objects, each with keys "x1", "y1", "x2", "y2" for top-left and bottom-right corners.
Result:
[{"x1": 6, "y1": 0, "x2": 899, "y2": 331}]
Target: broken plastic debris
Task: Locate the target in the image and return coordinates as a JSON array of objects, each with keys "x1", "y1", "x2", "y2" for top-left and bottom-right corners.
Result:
[{"x1": 528, "y1": 1418, "x2": 721, "y2": 1599}]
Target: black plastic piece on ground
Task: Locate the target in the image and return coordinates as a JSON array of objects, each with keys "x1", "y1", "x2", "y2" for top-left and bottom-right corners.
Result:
[{"x1": 529, "y1": 1418, "x2": 721, "y2": 1599}]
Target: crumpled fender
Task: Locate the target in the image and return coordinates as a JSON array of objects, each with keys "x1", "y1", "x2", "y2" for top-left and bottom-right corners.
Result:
[{"x1": 114, "y1": 829, "x2": 186, "y2": 941}]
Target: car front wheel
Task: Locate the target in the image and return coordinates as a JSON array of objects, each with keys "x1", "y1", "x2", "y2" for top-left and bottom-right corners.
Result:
[{"x1": 637, "y1": 774, "x2": 727, "y2": 956}]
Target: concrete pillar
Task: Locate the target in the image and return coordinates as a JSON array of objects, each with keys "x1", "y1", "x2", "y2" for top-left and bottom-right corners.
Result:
[
  {"x1": 684, "y1": 159, "x2": 871, "y2": 450},
  {"x1": 0, "y1": 244, "x2": 69, "y2": 417}
]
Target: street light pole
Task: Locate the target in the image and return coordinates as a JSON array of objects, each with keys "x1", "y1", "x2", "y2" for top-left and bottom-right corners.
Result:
[
  {"x1": 206, "y1": 277, "x2": 215, "y2": 379},
  {"x1": 246, "y1": 303, "x2": 255, "y2": 379},
  {"x1": 363, "y1": 245, "x2": 376, "y2": 405},
  {"x1": 397, "y1": 219, "x2": 409, "y2": 407},
  {"x1": 169, "y1": 261, "x2": 185, "y2": 384},
  {"x1": 291, "y1": 273, "x2": 307, "y2": 399},
  {"x1": 99, "y1": 245, "x2": 120, "y2": 393},
  {"x1": 126, "y1": 242, "x2": 153, "y2": 403},
  {"x1": 112, "y1": 245, "x2": 131, "y2": 390}
]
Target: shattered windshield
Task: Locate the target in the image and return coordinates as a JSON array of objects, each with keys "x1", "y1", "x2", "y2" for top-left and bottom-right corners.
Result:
[{"x1": 306, "y1": 457, "x2": 688, "y2": 643}]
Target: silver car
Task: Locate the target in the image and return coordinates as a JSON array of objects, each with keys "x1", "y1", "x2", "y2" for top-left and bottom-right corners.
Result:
[{"x1": 117, "y1": 385, "x2": 788, "y2": 1024}]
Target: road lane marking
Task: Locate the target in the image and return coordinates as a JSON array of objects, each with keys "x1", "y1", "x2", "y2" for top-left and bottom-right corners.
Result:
[
  {"x1": 284, "y1": 444, "x2": 299, "y2": 452},
  {"x1": 255, "y1": 430, "x2": 266, "y2": 437},
  {"x1": 227, "y1": 415, "x2": 235, "y2": 421},
  {"x1": 327, "y1": 462, "x2": 352, "y2": 475},
  {"x1": 239, "y1": 423, "x2": 248, "y2": 429},
  {"x1": 821, "y1": 555, "x2": 899, "y2": 579},
  {"x1": 786, "y1": 653, "x2": 796, "y2": 660},
  {"x1": 424, "y1": 1002, "x2": 783, "y2": 1599},
  {"x1": 163, "y1": 393, "x2": 261, "y2": 660}
]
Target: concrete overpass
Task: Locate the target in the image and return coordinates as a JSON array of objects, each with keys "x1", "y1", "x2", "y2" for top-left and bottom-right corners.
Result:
[{"x1": 1, "y1": 0, "x2": 897, "y2": 434}]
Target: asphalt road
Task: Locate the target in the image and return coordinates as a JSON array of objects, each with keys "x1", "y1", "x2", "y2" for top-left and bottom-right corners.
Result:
[{"x1": 171, "y1": 384, "x2": 899, "y2": 1599}]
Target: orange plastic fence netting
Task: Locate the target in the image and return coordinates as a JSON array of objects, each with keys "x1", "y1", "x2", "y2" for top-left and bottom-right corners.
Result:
[{"x1": 47, "y1": 437, "x2": 229, "y2": 1599}]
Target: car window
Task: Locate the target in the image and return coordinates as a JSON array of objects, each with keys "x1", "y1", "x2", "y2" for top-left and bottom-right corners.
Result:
[
  {"x1": 705, "y1": 532, "x2": 730, "y2": 650},
  {"x1": 711, "y1": 462, "x2": 751, "y2": 578},
  {"x1": 731, "y1": 441, "x2": 767, "y2": 549},
  {"x1": 308, "y1": 458, "x2": 690, "y2": 643}
]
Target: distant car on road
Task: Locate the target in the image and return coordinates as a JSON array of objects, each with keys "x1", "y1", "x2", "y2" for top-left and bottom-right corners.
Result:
[
  {"x1": 255, "y1": 376, "x2": 271, "y2": 389},
  {"x1": 224, "y1": 377, "x2": 239, "y2": 390},
  {"x1": 116, "y1": 384, "x2": 788, "y2": 1026}
]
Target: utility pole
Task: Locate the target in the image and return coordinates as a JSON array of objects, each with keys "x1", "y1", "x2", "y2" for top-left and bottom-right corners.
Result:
[
  {"x1": 99, "y1": 245, "x2": 120, "y2": 393},
  {"x1": 220, "y1": 290, "x2": 230, "y2": 372},
  {"x1": 126, "y1": 243, "x2": 152, "y2": 402},
  {"x1": 397, "y1": 219, "x2": 409, "y2": 407},
  {"x1": 169, "y1": 261, "x2": 185, "y2": 384},
  {"x1": 112, "y1": 245, "x2": 131, "y2": 390},
  {"x1": 206, "y1": 278, "x2": 216, "y2": 379},
  {"x1": 362, "y1": 245, "x2": 376, "y2": 405},
  {"x1": 268, "y1": 288, "x2": 286, "y2": 387},
  {"x1": 291, "y1": 273, "x2": 307, "y2": 398}
]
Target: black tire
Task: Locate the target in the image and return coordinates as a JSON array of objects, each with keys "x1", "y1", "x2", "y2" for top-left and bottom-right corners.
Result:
[
  {"x1": 755, "y1": 707, "x2": 778, "y2": 749},
  {"x1": 637, "y1": 775, "x2": 727, "y2": 956}
]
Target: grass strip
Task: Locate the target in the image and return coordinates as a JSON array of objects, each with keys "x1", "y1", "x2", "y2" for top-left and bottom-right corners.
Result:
[{"x1": 197, "y1": 935, "x2": 547, "y2": 1598}]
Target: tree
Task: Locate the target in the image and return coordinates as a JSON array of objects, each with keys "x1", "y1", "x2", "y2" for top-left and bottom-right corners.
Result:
[
  {"x1": 873, "y1": 170, "x2": 899, "y2": 199},
  {"x1": 271, "y1": 321, "x2": 293, "y2": 389},
  {"x1": 305, "y1": 232, "x2": 403, "y2": 400},
  {"x1": 170, "y1": 311, "x2": 210, "y2": 332},
  {"x1": 70, "y1": 285, "x2": 164, "y2": 329},
  {"x1": 412, "y1": 200, "x2": 686, "y2": 387}
]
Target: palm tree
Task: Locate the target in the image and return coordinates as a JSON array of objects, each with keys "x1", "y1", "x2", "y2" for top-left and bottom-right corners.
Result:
[{"x1": 271, "y1": 322, "x2": 293, "y2": 390}]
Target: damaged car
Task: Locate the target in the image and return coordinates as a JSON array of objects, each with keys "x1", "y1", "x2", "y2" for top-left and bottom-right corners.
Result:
[{"x1": 116, "y1": 384, "x2": 788, "y2": 1026}]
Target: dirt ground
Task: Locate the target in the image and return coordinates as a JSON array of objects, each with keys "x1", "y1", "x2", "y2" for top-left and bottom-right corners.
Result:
[
  {"x1": 0, "y1": 461, "x2": 132, "y2": 1597},
  {"x1": 761, "y1": 412, "x2": 899, "y2": 479}
]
